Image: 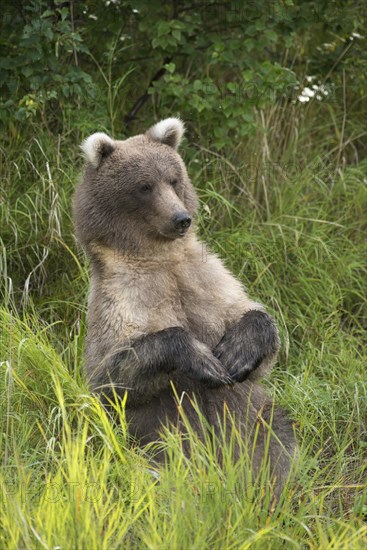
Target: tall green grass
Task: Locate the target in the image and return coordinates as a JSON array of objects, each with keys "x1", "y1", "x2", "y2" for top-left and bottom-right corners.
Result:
[{"x1": 1, "y1": 98, "x2": 366, "y2": 548}]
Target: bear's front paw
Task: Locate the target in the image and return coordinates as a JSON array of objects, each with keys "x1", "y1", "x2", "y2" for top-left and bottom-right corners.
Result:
[
  {"x1": 184, "y1": 341, "x2": 233, "y2": 388},
  {"x1": 214, "y1": 310, "x2": 280, "y2": 383},
  {"x1": 198, "y1": 353, "x2": 234, "y2": 388}
]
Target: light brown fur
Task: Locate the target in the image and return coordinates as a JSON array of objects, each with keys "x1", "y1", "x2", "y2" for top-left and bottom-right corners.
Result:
[{"x1": 73, "y1": 118, "x2": 297, "y2": 495}]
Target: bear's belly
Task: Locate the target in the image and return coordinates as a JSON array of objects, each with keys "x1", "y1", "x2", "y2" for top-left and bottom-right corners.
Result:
[{"x1": 125, "y1": 379, "x2": 271, "y2": 457}]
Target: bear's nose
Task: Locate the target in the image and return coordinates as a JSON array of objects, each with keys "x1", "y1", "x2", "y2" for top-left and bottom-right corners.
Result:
[{"x1": 172, "y1": 212, "x2": 192, "y2": 230}]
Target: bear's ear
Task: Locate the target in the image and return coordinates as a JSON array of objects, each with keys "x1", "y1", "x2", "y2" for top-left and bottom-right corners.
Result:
[
  {"x1": 145, "y1": 117, "x2": 185, "y2": 150},
  {"x1": 80, "y1": 132, "x2": 115, "y2": 168}
]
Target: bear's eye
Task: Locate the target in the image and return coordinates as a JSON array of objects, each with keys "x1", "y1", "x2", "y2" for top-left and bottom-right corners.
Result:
[
  {"x1": 139, "y1": 184, "x2": 152, "y2": 194},
  {"x1": 170, "y1": 178, "x2": 178, "y2": 187}
]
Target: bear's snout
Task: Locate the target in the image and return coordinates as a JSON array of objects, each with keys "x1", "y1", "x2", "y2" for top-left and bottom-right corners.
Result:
[{"x1": 172, "y1": 212, "x2": 192, "y2": 235}]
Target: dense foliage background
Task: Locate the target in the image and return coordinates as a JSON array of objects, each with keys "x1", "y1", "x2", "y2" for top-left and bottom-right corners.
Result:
[{"x1": 1, "y1": 1, "x2": 366, "y2": 548}]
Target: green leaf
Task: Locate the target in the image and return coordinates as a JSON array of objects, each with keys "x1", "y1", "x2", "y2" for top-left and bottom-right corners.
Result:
[
  {"x1": 157, "y1": 21, "x2": 170, "y2": 37},
  {"x1": 164, "y1": 63, "x2": 176, "y2": 74},
  {"x1": 172, "y1": 29, "x2": 181, "y2": 42}
]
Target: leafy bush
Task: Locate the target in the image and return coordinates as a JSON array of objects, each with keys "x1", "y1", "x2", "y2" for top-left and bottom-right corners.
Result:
[
  {"x1": 1, "y1": 1, "x2": 366, "y2": 150},
  {"x1": 0, "y1": 1, "x2": 94, "y2": 126}
]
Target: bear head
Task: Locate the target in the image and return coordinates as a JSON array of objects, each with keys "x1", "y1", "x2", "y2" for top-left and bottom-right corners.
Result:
[{"x1": 73, "y1": 118, "x2": 199, "y2": 254}]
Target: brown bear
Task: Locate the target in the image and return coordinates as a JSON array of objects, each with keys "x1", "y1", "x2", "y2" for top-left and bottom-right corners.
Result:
[{"x1": 73, "y1": 118, "x2": 296, "y2": 494}]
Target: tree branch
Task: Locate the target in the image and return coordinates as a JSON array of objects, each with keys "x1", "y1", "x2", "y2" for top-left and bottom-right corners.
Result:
[{"x1": 124, "y1": 59, "x2": 171, "y2": 125}]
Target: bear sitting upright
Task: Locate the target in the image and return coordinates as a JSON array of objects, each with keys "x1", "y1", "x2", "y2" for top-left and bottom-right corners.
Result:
[{"x1": 73, "y1": 118, "x2": 296, "y2": 494}]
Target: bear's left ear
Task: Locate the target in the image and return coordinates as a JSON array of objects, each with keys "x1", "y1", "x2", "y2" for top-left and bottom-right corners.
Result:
[
  {"x1": 80, "y1": 132, "x2": 116, "y2": 168},
  {"x1": 145, "y1": 117, "x2": 185, "y2": 150}
]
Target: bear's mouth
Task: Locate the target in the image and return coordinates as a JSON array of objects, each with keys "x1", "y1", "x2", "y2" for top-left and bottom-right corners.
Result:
[{"x1": 159, "y1": 227, "x2": 189, "y2": 240}]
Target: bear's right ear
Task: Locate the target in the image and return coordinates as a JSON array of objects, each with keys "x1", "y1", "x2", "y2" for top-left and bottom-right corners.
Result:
[
  {"x1": 80, "y1": 132, "x2": 115, "y2": 168},
  {"x1": 145, "y1": 118, "x2": 185, "y2": 150}
]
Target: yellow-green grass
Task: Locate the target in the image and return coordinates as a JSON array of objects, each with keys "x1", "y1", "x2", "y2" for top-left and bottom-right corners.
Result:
[{"x1": 0, "y1": 103, "x2": 366, "y2": 548}]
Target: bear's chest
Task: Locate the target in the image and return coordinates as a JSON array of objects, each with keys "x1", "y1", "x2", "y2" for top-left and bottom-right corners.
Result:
[{"x1": 174, "y1": 267, "x2": 226, "y2": 349}]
